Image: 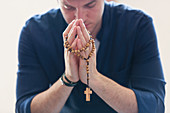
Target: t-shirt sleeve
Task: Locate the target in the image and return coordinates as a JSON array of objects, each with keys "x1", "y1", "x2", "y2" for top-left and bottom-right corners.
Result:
[
  {"x1": 130, "y1": 15, "x2": 166, "y2": 113},
  {"x1": 16, "y1": 19, "x2": 49, "y2": 113}
]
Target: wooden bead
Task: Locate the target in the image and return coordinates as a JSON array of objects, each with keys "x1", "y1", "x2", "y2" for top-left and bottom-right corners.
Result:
[
  {"x1": 68, "y1": 47, "x2": 72, "y2": 51},
  {"x1": 65, "y1": 41, "x2": 68, "y2": 44},
  {"x1": 81, "y1": 56, "x2": 84, "y2": 59},
  {"x1": 86, "y1": 43, "x2": 89, "y2": 47},
  {"x1": 87, "y1": 56, "x2": 90, "y2": 59},
  {"x1": 71, "y1": 49, "x2": 74, "y2": 53}
]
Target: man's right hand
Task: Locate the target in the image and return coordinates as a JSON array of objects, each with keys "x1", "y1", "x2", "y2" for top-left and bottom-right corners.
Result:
[{"x1": 63, "y1": 19, "x2": 79, "y2": 82}]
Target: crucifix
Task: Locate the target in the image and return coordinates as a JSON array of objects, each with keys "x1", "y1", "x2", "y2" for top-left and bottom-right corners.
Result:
[{"x1": 84, "y1": 87, "x2": 92, "y2": 101}]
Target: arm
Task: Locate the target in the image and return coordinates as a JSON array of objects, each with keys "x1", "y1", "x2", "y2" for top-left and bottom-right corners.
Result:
[
  {"x1": 76, "y1": 19, "x2": 137, "y2": 113},
  {"x1": 128, "y1": 15, "x2": 165, "y2": 113},
  {"x1": 31, "y1": 19, "x2": 80, "y2": 113},
  {"x1": 30, "y1": 78, "x2": 74, "y2": 113},
  {"x1": 90, "y1": 72, "x2": 138, "y2": 113},
  {"x1": 16, "y1": 19, "x2": 79, "y2": 113},
  {"x1": 77, "y1": 16, "x2": 165, "y2": 113}
]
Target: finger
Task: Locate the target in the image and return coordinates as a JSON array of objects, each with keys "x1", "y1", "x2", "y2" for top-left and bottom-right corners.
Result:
[
  {"x1": 79, "y1": 19, "x2": 90, "y2": 42},
  {"x1": 65, "y1": 31, "x2": 77, "y2": 57},
  {"x1": 67, "y1": 19, "x2": 80, "y2": 45},
  {"x1": 67, "y1": 38, "x2": 77, "y2": 58},
  {"x1": 68, "y1": 19, "x2": 79, "y2": 37},
  {"x1": 67, "y1": 26, "x2": 77, "y2": 45},
  {"x1": 77, "y1": 26, "x2": 86, "y2": 47},
  {"x1": 77, "y1": 38, "x2": 86, "y2": 58},
  {"x1": 71, "y1": 37, "x2": 78, "y2": 49},
  {"x1": 63, "y1": 19, "x2": 76, "y2": 41}
]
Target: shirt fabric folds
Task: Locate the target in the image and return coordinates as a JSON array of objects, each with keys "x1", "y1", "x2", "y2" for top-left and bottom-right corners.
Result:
[{"x1": 16, "y1": 1, "x2": 166, "y2": 113}]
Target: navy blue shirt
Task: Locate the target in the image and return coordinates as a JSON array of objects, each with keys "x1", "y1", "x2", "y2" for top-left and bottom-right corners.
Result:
[{"x1": 16, "y1": 1, "x2": 165, "y2": 113}]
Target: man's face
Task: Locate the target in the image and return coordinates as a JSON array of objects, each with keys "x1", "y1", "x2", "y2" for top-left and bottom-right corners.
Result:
[{"x1": 59, "y1": 0, "x2": 104, "y2": 36}]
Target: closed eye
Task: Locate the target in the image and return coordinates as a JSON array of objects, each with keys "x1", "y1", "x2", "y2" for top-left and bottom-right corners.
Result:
[{"x1": 63, "y1": 4, "x2": 76, "y2": 10}]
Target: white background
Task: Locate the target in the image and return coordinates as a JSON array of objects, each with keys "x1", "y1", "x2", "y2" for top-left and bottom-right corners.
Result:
[{"x1": 0, "y1": 0, "x2": 169, "y2": 112}]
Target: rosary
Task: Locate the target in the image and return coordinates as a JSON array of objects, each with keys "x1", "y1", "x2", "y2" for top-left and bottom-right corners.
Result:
[{"x1": 64, "y1": 33, "x2": 95, "y2": 101}]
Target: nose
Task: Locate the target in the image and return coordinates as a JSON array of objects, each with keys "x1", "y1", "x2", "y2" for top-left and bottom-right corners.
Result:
[{"x1": 75, "y1": 8, "x2": 86, "y2": 20}]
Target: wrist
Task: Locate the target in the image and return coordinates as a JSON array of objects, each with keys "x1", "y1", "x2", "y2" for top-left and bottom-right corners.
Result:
[
  {"x1": 90, "y1": 70, "x2": 101, "y2": 88},
  {"x1": 65, "y1": 72, "x2": 79, "y2": 83},
  {"x1": 60, "y1": 73, "x2": 79, "y2": 87}
]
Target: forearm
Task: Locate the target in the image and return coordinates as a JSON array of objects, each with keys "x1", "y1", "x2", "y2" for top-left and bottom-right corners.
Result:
[
  {"x1": 31, "y1": 78, "x2": 74, "y2": 113},
  {"x1": 90, "y1": 72, "x2": 138, "y2": 113}
]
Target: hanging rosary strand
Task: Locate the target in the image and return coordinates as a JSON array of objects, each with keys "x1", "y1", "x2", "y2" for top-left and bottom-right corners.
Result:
[{"x1": 64, "y1": 33, "x2": 95, "y2": 101}]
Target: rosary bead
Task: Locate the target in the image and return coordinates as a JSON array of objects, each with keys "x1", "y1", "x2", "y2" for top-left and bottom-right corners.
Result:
[
  {"x1": 81, "y1": 56, "x2": 84, "y2": 59},
  {"x1": 72, "y1": 49, "x2": 74, "y2": 53},
  {"x1": 87, "y1": 56, "x2": 90, "y2": 59},
  {"x1": 86, "y1": 43, "x2": 89, "y2": 47},
  {"x1": 68, "y1": 47, "x2": 71, "y2": 51}
]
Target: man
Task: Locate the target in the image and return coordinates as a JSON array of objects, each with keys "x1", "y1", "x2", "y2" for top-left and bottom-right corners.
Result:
[{"x1": 16, "y1": 0, "x2": 165, "y2": 113}]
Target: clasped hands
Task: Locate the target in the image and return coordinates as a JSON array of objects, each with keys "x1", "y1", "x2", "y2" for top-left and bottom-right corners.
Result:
[{"x1": 63, "y1": 19, "x2": 98, "y2": 85}]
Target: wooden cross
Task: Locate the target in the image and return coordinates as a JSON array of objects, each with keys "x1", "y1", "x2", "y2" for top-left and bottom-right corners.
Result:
[{"x1": 84, "y1": 87, "x2": 92, "y2": 101}]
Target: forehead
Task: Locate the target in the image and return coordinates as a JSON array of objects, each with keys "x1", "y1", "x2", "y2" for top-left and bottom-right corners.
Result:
[{"x1": 60, "y1": 0, "x2": 96, "y2": 5}]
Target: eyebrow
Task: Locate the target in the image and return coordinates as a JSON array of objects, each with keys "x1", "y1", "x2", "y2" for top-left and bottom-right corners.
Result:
[{"x1": 84, "y1": 0, "x2": 96, "y2": 6}]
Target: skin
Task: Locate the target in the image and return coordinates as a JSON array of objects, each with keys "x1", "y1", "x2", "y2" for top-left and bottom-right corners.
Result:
[
  {"x1": 59, "y1": 0, "x2": 104, "y2": 38},
  {"x1": 31, "y1": 0, "x2": 138, "y2": 113}
]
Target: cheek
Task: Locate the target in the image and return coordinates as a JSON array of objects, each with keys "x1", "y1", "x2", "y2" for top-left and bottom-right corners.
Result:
[{"x1": 88, "y1": 8, "x2": 103, "y2": 21}]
